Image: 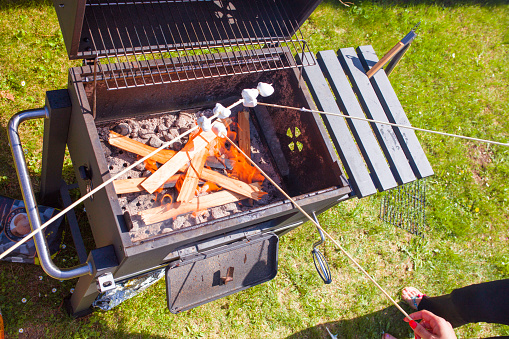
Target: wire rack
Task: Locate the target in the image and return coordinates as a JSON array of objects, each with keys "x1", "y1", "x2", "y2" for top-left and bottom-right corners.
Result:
[
  {"x1": 379, "y1": 179, "x2": 427, "y2": 237},
  {"x1": 80, "y1": 0, "x2": 316, "y2": 90}
]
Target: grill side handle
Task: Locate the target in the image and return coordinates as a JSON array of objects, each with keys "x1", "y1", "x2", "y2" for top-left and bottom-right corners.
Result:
[{"x1": 8, "y1": 108, "x2": 93, "y2": 280}]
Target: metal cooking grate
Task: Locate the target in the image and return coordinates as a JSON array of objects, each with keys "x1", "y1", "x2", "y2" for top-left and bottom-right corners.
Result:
[
  {"x1": 81, "y1": 0, "x2": 316, "y2": 90},
  {"x1": 379, "y1": 179, "x2": 427, "y2": 237}
]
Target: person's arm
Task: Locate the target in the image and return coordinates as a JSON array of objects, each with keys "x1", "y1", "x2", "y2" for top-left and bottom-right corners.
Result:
[{"x1": 405, "y1": 310, "x2": 457, "y2": 339}]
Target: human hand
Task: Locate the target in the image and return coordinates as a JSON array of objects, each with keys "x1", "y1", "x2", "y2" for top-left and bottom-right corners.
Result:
[{"x1": 405, "y1": 310, "x2": 457, "y2": 339}]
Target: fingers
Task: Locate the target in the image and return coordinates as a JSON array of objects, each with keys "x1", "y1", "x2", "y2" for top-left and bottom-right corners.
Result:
[
  {"x1": 405, "y1": 311, "x2": 424, "y2": 322},
  {"x1": 404, "y1": 310, "x2": 457, "y2": 339},
  {"x1": 408, "y1": 320, "x2": 433, "y2": 339}
]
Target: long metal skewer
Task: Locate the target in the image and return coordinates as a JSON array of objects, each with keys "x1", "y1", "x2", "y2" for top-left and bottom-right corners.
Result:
[
  {"x1": 258, "y1": 102, "x2": 509, "y2": 147},
  {"x1": 224, "y1": 135, "x2": 412, "y2": 320},
  {"x1": 0, "y1": 100, "x2": 243, "y2": 262}
]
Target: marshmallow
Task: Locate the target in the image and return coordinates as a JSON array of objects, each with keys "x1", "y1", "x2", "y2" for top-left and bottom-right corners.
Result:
[
  {"x1": 197, "y1": 116, "x2": 212, "y2": 132},
  {"x1": 213, "y1": 103, "x2": 231, "y2": 119},
  {"x1": 212, "y1": 122, "x2": 227, "y2": 138},
  {"x1": 257, "y1": 82, "x2": 274, "y2": 97},
  {"x1": 242, "y1": 88, "x2": 259, "y2": 107}
]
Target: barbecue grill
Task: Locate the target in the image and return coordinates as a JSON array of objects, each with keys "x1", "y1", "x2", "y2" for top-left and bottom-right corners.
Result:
[{"x1": 8, "y1": 0, "x2": 433, "y2": 317}]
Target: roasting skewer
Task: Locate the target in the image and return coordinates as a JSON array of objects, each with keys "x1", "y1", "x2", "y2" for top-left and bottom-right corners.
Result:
[
  {"x1": 5, "y1": 84, "x2": 507, "y2": 322},
  {"x1": 223, "y1": 134, "x2": 414, "y2": 320}
]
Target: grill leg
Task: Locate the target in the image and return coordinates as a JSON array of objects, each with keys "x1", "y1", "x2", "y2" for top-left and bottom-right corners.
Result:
[
  {"x1": 65, "y1": 273, "x2": 97, "y2": 318},
  {"x1": 40, "y1": 89, "x2": 72, "y2": 207},
  {"x1": 67, "y1": 245, "x2": 119, "y2": 317}
]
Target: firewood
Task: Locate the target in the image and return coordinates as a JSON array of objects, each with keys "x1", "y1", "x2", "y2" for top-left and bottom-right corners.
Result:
[
  {"x1": 109, "y1": 131, "x2": 230, "y2": 171},
  {"x1": 141, "y1": 130, "x2": 217, "y2": 194},
  {"x1": 109, "y1": 131, "x2": 175, "y2": 164},
  {"x1": 113, "y1": 175, "x2": 181, "y2": 194},
  {"x1": 200, "y1": 168, "x2": 265, "y2": 200},
  {"x1": 238, "y1": 110, "x2": 251, "y2": 158},
  {"x1": 177, "y1": 146, "x2": 209, "y2": 202},
  {"x1": 140, "y1": 190, "x2": 244, "y2": 225}
]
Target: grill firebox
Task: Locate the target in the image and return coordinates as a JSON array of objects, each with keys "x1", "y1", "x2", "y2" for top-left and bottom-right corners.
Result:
[
  {"x1": 68, "y1": 54, "x2": 350, "y2": 246},
  {"x1": 47, "y1": 44, "x2": 351, "y2": 314}
]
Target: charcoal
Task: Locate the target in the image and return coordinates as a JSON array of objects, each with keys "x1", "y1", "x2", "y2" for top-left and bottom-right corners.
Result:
[
  {"x1": 163, "y1": 129, "x2": 180, "y2": 142},
  {"x1": 97, "y1": 106, "x2": 282, "y2": 242},
  {"x1": 165, "y1": 115, "x2": 177, "y2": 127},
  {"x1": 156, "y1": 124, "x2": 168, "y2": 133},
  {"x1": 171, "y1": 141, "x2": 183, "y2": 151},
  {"x1": 113, "y1": 123, "x2": 131, "y2": 136},
  {"x1": 138, "y1": 128, "x2": 154, "y2": 139},
  {"x1": 176, "y1": 112, "x2": 194, "y2": 128},
  {"x1": 148, "y1": 136, "x2": 163, "y2": 148},
  {"x1": 179, "y1": 126, "x2": 190, "y2": 135},
  {"x1": 135, "y1": 163, "x2": 146, "y2": 171}
]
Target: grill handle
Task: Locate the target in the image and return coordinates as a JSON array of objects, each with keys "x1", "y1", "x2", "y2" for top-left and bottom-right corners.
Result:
[{"x1": 8, "y1": 108, "x2": 93, "y2": 280}]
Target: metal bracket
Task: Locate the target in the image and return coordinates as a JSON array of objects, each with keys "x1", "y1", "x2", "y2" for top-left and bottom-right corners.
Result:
[{"x1": 96, "y1": 272, "x2": 116, "y2": 292}]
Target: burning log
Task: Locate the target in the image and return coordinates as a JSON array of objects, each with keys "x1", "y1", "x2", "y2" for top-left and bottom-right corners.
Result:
[
  {"x1": 238, "y1": 111, "x2": 251, "y2": 158},
  {"x1": 109, "y1": 130, "x2": 232, "y2": 171},
  {"x1": 177, "y1": 146, "x2": 209, "y2": 202},
  {"x1": 140, "y1": 190, "x2": 244, "y2": 225},
  {"x1": 113, "y1": 175, "x2": 181, "y2": 194},
  {"x1": 109, "y1": 131, "x2": 176, "y2": 164},
  {"x1": 141, "y1": 130, "x2": 218, "y2": 194},
  {"x1": 199, "y1": 168, "x2": 265, "y2": 200}
]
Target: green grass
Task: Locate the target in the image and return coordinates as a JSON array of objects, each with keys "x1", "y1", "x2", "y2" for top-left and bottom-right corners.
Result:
[{"x1": 1, "y1": 0, "x2": 509, "y2": 338}]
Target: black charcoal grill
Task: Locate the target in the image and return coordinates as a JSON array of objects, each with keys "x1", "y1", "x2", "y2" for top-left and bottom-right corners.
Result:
[{"x1": 8, "y1": 0, "x2": 433, "y2": 317}]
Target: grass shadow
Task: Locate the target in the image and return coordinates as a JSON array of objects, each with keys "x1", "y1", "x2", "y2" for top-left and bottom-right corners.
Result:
[
  {"x1": 286, "y1": 304, "x2": 415, "y2": 339},
  {"x1": 325, "y1": 0, "x2": 509, "y2": 8}
]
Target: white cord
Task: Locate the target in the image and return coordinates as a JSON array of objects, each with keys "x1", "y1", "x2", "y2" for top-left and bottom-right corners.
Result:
[{"x1": 258, "y1": 102, "x2": 509, "y2": 147}]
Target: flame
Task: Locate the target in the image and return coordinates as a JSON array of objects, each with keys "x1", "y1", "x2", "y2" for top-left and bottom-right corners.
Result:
[
  {"x1": 160, "y1": 193, "x2": 173, "y2": 205},
  {"x1": 201, "y1": 181, "x2": 221, "y2": 193},
  {"x1": 138, "y1": 120, "x2": 266, "y2": 221},
  {"x1": 175, "y1": 174, "x2": 185, "y2": 193},
  {"x1": 137, "y1": 155, "x2": 164, "y2": 193},
  {"x1": 191, "y1": 210, "x2": 207, "y2": 218},
  {"x1": 210, "y1": 123, "x2": 264, "y2": 184},
  {"x1": 137, "y1": 155, "x2": 158, "y2": 174}
]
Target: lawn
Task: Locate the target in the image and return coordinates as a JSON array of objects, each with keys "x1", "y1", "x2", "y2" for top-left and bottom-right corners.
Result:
[{"x1": 0, "y1": 0, "x2": 508, "y2": 338}]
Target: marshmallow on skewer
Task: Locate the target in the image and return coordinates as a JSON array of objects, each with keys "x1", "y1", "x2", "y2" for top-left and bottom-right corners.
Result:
[
  {"x1": 212, "y1": 122, "x2": 227, "y2": 138},
  {"x1": 257, "y1": 82, "x2": 274, "y2": 97},
  {"x1": 242, "y1": 88, "x2": 259, "y2": 107},
  {"x1": 213, "y1": 103, "x2": 231, "y2": 119},
  {"x1": 197, "y1": 116, "x2": 212, "y2": 132}
]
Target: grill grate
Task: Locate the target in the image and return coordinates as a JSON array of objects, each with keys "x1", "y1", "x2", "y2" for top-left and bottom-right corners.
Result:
[
  {"x1": 379, "y1": 179, "x2": 427, "y2": 237},
  {"x1": 81, "y1": 0, "x2": 316, "y2": 90}
]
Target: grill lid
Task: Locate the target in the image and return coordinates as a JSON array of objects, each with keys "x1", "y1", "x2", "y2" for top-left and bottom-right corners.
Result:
[
  {"x1": 54, "y1": 0, "x2": 321, "y2": 59},
  {"x1": 54, "y1": 1, "x2": 321, "y2": 89}
]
